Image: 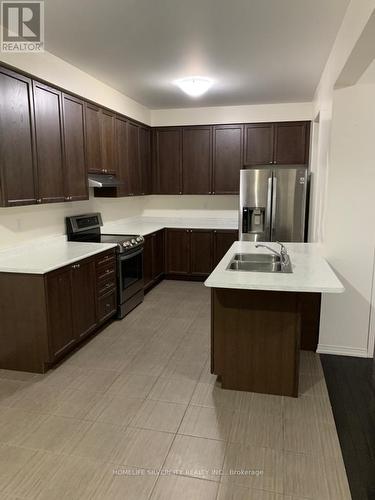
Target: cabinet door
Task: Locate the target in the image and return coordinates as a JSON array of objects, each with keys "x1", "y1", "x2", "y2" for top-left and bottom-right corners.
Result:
[
  {"x1": 101, "y1": 109, "x2": 116, "y2": 174},
  {"x1": 213, "y1": 229, "x2": 238, "y2": 267},
  {"x1": 274, "y1": 122, "x2": 310, "y2": 165},
  {"x1": 33, "y1": 81, "x2": 65, "y2": 203},
  {"x1": 62, "y1": 94, "x2": 88, "y2": 201},
  {"x1": 244, "y1": 123, "x2": 274, "y2": 165},
  {"x1": 85, "y1": 103, "x2": 102, "y2": 173},
  {"x1": 213, "y1": 125, "x2": 243, "y2": 194},
  {"x1": 139, "y1": 126, "x2": 151, "y2": 195},
  {"x1": 128, "y1": 121, "x2": 141, "y2": 195},
  {"x1": 115, "y1": 116, "x2": 131, "y2": 196},
  {"x1": 152, "y1": 230, "x2": 165, "y2": 279},
  {"x1": 182, "y1": 126, "x2": 212, "y2": 194},
  {"x1": 153, "y1": 128, "x2": 182, "y2": 194},
  {"x1": 190, "y1": 230, "x2": 213, "y2": 276},
  {"x1": 71, "y1": 260, "x2": 97, "y2": 340},
  {"x1": 0, "y1": 67, "x2": 37, "y2": 206},
  {"x1": 165, "y1": 229, "x2": 190, "y2": 275},
  {"x1": 46, "y1": 267, "x2": 75, "y2": 360},
  {"x1": 143, "y1": 234, "x2": 153, "y2": 288}
]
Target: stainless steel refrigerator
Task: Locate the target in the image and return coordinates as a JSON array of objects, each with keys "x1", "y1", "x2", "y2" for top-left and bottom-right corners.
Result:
[{"x1": 239, "y1": 167, "x2": 308, "y2": 242}]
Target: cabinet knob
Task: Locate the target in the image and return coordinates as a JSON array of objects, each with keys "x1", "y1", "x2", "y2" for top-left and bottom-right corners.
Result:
[
  {"x1": 269, "y1": 161, "x2": 273, "y2": 164},
  {"x1": 36, "y1": 198, "x2": 42, "y2": 204},
  {"x1": 273, "y1": 161, "x2": 276, "y2": 164},
  {"x1": 179, "y1": 192, "x2": 182, "y2": 195}
]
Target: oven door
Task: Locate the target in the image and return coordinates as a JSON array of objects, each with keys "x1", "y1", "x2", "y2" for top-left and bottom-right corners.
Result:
[{"x1": 118, "y1": 247, "x2": 144, "y2": 303}]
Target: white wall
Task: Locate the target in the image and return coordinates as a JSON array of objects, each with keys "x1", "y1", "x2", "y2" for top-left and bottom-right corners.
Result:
[
  {"x1": 151, "y1": 102, "x2": 312, "y2": 127},
  {"x1": 318, "y1": 83, "x2": 375, "y2": 357},
  {"x1": 0, "y1": 51, "x2": 151, "y2": 125},
  {"x1": 0, "y1": 193, "x2": 144, "y2": 250}
]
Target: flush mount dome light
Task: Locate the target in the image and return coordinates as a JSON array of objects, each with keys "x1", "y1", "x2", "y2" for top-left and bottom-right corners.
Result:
[{"x1": 174, "y1": 77, "x2": 213, "y2": 97}]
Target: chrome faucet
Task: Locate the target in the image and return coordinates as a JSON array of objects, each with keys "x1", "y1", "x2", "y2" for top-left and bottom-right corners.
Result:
[{"x1": 255, "y1": 242, "x2": 290, "y2": 266}]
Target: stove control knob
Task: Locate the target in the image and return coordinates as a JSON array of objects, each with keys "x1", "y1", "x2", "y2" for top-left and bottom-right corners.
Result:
[
  {"x1": 131, "y1": 239, "x2": 136, "y2": 245},
  {"x1": 123, "y1": 241, "x2": 130, "y2": 247},
  {"x1": 136, "y1": 236, "x2": 143, "y2": 242}
]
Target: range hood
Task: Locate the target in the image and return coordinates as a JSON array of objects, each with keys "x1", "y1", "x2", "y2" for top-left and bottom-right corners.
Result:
[{"x1": 88, "y1": 174, "x2": 122, "y2": 188}]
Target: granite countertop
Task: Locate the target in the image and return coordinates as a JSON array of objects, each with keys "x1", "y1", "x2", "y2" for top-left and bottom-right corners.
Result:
[
  {"x1": 204, "y1": 241, "x2": 344, "y2": 294},
  {"x1": 0, "y1": 240, "x2": 117, "y2": 274}
]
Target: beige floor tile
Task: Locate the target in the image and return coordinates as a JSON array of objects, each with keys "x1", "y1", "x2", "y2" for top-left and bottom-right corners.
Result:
[
  {"x1": 299, "y1": 351, "x2": 324, "y2": 376},
  {"x1": 164, "y1": 435, "x2": 226, "y2": 482},
  {"x1": 323, "y1": 456, "x2": 352, "y2": 500},
  {"x1": 0, "y1": 407, "x2": 48, "y2": 444},
  {"x1": 91, "y1": 465, "x2": 157, "y2": 500},
  {"x1": 4, "y1": 450, "x2": 64, "y2": 498},
  {"x1": 86, "y1": 394, "x2": 144, "y2": 428},
  {"x1": 230, "y1": 412, "x2": 283, "y2": 450},
  {"x1": 148, "y1": 376, "x2": 197, "y2": 404},
  {"x1": 191, "y1": 381, "x2": 243, "y2": 410},
  {"x1": 115, "y1": 427, "x2": 174, "y2": 469},
  {"x1": 36, "y1": 455, "x2": 105, "y2": 500},
  {"x1": 0, "y1": 444, "x2": 37, "y2": 492},
  {"x1": 0, "y1": 369, "x2": 39, "y2": 382},
  {"x1": 107, "y1": 373, "x2": 157, "y2": 398},
  {"x1": 179, "y1": 405, "x2": 234, "y2": 441},
  {"x1": 68, "y1": 368, "x2": 120, "y2": 393},
  {"x1": 0, "y1": 379, "x2": 32, "y2": 408},
  {"x1": 240, "y1": 392, "x2": 283, "y2": 417},
  {"x1": 52, "y1": 389, "x2": 103, "y2": 419},
  {"x1": 283, "y1": 451, "x2": 329, "y2": 499},
  {"x1": 283, "y1": 394, "x2": 334, "y2": 423},
  {"x1": 150, "y1": 474, "x2": 218, "y2": 500},
  {"x1": 217, "y1": 482, "x2": 291, "y2": 500},
  {"x1": 8, "y1": 383, "x2": 65, "y2": 414},
  {"x1": 299, "y1": 371, "x2": 328, "y2": 398},
  {"x1": 162, "y1": 358, "x2": 206, "y2": 380},
  {"x1": 126, "y1": 353, "x2": 171, "y2": 377},
  {"x1": 70, "y1": 422, "x2": 128, "y2": 462},
  {"x1": 16, "y1": 415, "x2": 91, "y2": 453},
  {"x1": 131, "y1": 399, "x2": 187, "y2": 433},
  {"x1": 222, "y1": 442, "x2": 284, "y2": 493}
]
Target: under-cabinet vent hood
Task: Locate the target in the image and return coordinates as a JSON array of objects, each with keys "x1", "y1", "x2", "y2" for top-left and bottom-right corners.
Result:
[{"x1": 88, "y1": 174, "x2": 122, "y2": 188}]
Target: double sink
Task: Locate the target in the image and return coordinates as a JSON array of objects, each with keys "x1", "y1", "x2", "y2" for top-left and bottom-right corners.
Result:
[{"x1": 227, "y1": 252, "x2": 293, "y2": 273}]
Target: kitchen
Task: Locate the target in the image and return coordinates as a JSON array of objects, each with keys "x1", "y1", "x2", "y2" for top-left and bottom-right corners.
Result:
[{"x1": 0, "y1": 1, "x2": 375, "y2": 499}]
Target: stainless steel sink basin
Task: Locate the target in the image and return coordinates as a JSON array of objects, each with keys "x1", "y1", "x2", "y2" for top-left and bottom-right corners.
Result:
[{"x1": 227, "y1": 253, "x2": 292, "y2": 273}]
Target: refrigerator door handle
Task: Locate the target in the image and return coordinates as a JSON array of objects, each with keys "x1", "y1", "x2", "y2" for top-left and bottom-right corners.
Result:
[
  {"x1": 266, "y1": 177, "x2": 272, "y2": 239},
  {"x1": 271, "y1": 175, "x2": 277, "y2": 240}
]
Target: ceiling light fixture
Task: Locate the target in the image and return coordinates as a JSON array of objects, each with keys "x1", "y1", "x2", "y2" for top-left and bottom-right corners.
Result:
[{"x1": 174, "y1": 76, "x2": 213, "y2": 97}]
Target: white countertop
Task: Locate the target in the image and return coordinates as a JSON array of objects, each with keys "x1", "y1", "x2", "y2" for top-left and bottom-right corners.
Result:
[
  {"x1": 205, "y1": 242, "x2": 344, "y2": 294},
  {"x1": 0, "y1": 239, "x2": 117, "y2": 274},
  {"x1": 102, "y1": 216, "x2": 238, "y2": 236}
]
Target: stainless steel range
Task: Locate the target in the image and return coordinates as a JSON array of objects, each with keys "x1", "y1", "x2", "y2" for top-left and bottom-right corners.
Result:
[{"x1": 66, "y1": 213, "x2": 144, "y2": 318}]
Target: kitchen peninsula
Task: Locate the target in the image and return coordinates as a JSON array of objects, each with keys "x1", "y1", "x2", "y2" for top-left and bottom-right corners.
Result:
[{"x1": 205, "y1": 242, "x2": 344, "y2": 397}]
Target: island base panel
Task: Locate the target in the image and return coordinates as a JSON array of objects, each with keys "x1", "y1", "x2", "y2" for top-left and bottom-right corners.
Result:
[{"x1": 211, "y1": 288, "x2": 301, "y2": 397}]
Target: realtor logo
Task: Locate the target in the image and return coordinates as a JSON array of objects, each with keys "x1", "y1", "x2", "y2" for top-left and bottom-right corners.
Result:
[{"x1": 1, "y1": 1, "x2": 44, "y2": 52}]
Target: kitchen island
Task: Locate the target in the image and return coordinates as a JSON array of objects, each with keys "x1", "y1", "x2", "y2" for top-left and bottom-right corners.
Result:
[{"x1": 205, "y1": 242, "x2": 344, "y2": 397}]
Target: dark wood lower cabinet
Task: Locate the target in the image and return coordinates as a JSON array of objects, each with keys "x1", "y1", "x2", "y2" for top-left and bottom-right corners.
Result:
[
  {"x1": 165, "y1": 229, "x2": 191, "y2": 276},
  {"x1": 143, "y1": 230, "x2": 165, "y2": 290},
  {"x1": 190, "y1": 230, "x2": 213, "y2": 276},
  {"x1": 0, "y1": 249, "x2": 117, "y2": 373},
  {"x1": 213, "y1": 229, "x2": 238, "y2": 267}
]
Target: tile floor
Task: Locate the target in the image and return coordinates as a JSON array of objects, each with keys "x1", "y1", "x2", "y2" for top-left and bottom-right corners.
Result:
[{"x1": 0, "y1": 280, "x2": 351, "y2": 499}]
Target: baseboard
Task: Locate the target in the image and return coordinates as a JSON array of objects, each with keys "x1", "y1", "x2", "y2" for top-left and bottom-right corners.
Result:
[{"x1": 317, "y1": 343, "x2": 370, "y2": 358}]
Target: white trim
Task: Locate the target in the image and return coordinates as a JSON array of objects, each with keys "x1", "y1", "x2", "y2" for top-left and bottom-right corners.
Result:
[{"x1": 317, "y1": 343, "x2": 370, "y2": 358}]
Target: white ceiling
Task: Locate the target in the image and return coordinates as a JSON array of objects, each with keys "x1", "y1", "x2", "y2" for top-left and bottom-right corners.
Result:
[{"x1": 44, "y1": 0, "x2": 349, "y2": 109}]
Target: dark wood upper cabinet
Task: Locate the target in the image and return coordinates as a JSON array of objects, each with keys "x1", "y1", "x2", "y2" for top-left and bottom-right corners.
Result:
[
  {"x1": 165, "y1": 228, "x2": 190, "y2": 275},
  {"x1": 62, "y1": 94, "x2": 88, "y2": 201},
  {"x1": 101, "y1": 109, "x2": 116, "y2": 174},
  {"x1": 139, "y1": 126, "x2": 151, "y2": 195},
  {"x1": 274, "y1": 121, "x2": 310, "y2": 164},
  {"x1": 33, "y1": 81, "x2": 65, "y2": 203},
  {"x1": 182, "y1": 126, "x2": 212, "y2": 194},
  {"x1": 244, "y1": 123, "x2": 274, "y2": 166},
  {"x1": 115, "y1": 115, "x2": 131, "y2": 196},
  {"x1": 213, "y1": 124, "x2": 243, "y2": 194},
  {"x1": 213, "y1": 229, "x2": 238, "y2": 267},
  {"x1": 153, "y1": 128, "x2": 182, "y2": 194},
  {"x1": 127, "y1": 121, "x2": 141, "y2": 195},
  {"x1": 85, "y1": 103, "x2": 102, "y2": 174},
  {"x1": 0, "y1": 67, "x2": 37, "y2": 206},
  {"x1": 190, "y1": 230, "x2": 213, "y2": 276},
  {"x1": 71, "y1": 260, "x2": 97, "y2": 340},
  {"x1": 46, "y1": 267, "x2": 75, "y2": 360}
]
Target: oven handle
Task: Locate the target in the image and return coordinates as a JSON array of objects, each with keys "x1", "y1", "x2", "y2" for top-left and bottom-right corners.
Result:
[{"x1": 118, "y1": 247, "x2": 144, "y2": 261}]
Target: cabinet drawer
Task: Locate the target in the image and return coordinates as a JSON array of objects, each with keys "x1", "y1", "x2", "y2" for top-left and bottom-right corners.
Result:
[
  {"x1": 97, "y1": 289, "x2": 117, "y2": 323},
  {"x1": 97, "y1": 274, "x2": 117, "y2": 296},
  {"x1": 96, "y1": 252, "x2": 116, "y2": 267}
]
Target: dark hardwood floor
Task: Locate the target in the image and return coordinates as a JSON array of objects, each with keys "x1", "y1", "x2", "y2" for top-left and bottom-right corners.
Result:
[{"x1": 321, "y1": 354, "x2": 375, "y2": 500}]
